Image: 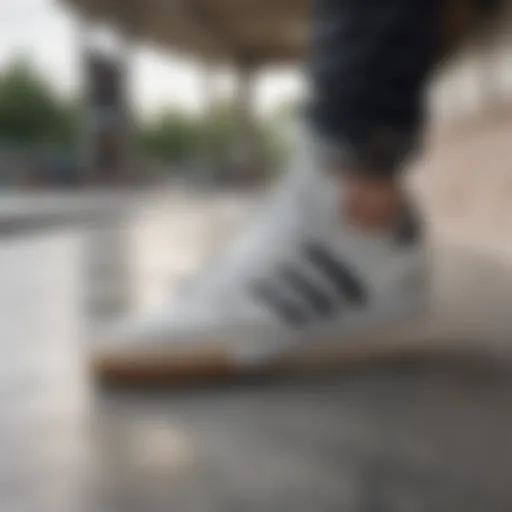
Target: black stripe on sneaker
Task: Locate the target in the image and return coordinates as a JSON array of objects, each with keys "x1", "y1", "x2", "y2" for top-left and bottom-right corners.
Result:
[
  {"x1": 304, "y1": 242, "x2": 367, "y2": 304},
  {"x1": 250, "y1": 281, "x2": 309, "y2": 327},
  {"x1": 278, "y1": 265, "x2": 336, "y2": 316}
]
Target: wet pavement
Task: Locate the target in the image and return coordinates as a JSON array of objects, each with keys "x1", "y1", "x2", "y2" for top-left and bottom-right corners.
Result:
[{"x1": 1, "y1": 215, "x2": 512, "y2": 511}]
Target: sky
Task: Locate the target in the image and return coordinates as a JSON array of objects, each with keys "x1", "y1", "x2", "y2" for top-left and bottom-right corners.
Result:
[{"x1": 0, "y1": 0, "x2": 304, "y2": 120}]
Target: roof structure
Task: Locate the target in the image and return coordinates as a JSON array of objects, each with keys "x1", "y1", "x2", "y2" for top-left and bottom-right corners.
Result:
[{"x1": 63, "y1": 0, "x2": 310, "y2": 65}]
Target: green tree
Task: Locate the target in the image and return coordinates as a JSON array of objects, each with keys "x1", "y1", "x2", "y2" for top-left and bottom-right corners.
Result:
[
  {"x1": 139, "y1": 108, "x2": 199, "y2": 164},
  {"x1": 0, "y1": 58, "x2": 75, "y2": 148},
  {"x1": 201, "y1": 100, "x2": 239, "y2": 158},
  {"x1": 139, "y1": 99, "x2": 289, "y2": 180}
]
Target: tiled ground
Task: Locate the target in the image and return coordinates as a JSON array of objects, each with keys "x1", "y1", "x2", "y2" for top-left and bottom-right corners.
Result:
[{"x1": 1, "y1": 223, "x2": 512, "y2": 511}]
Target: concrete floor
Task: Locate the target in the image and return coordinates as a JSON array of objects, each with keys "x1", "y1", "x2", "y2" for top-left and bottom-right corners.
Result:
[{"x1": 1, "y1": 227, "x2": 512, "y2": 512}]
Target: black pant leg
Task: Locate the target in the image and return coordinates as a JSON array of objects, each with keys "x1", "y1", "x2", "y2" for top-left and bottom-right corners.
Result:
[{"x1": 309, "y1": 0, "x2": 444, "y2": 178}]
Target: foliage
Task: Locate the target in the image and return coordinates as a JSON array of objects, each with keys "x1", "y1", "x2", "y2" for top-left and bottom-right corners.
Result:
[
  {"x1": 0, "y1": 58, "x2": 76, "y2": 149},
  {"x1": 138, "y1": 109, "x2": 200, "y2": 164},
  {"x1": 0, "y1": 57, "x2": 289, "y2": 173}
]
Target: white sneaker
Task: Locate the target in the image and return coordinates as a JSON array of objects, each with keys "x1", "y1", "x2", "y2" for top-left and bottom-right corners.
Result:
[{"x1": 95, "y1": 125, "x2": 429, "y2": 374}]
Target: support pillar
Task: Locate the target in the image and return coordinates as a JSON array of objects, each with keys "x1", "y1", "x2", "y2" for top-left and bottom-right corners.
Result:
[
  {"x1": 200, "y1": 64, "x2": 219, "y2": 180},
  {"x1": 79, "y1": 22, "x2": 134, "y2": 185},
  {"x1": 234, "y1": 63, "x2": 261, "y2": 183}
]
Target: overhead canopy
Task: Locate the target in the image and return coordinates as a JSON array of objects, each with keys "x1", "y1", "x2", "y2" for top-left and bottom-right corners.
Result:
[{"x1": 63, "y1": 0, "x2": 310, "y2": 65}]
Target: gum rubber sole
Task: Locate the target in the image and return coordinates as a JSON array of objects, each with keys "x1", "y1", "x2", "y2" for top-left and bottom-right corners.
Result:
[{"x1": 90, "y1": 312, "x2": 432, "y2": 387}]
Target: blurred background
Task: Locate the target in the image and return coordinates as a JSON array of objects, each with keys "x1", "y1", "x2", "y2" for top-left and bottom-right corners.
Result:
[{"x1": 2, "y1": 0, "x2": 512, "y2": 511}]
